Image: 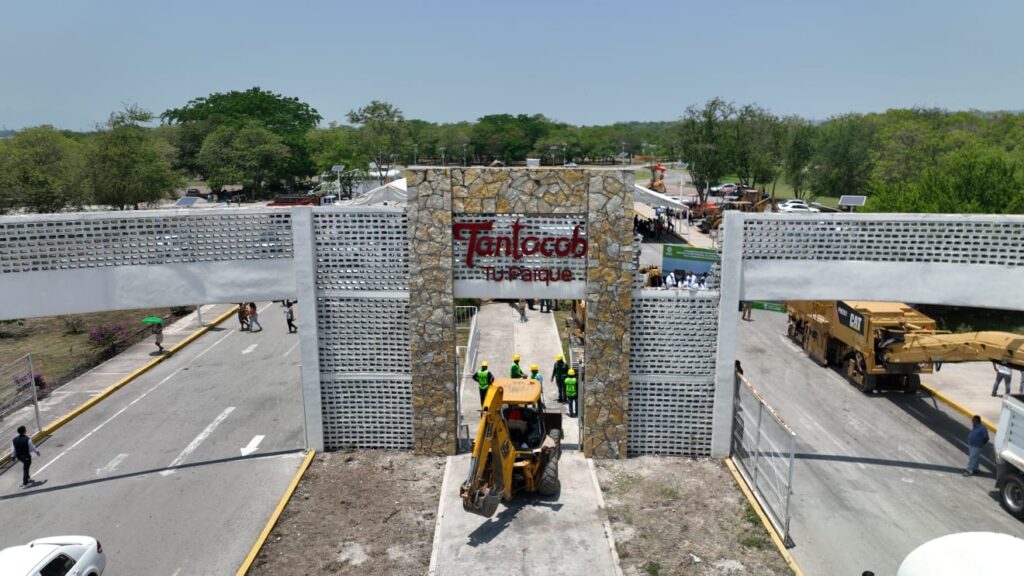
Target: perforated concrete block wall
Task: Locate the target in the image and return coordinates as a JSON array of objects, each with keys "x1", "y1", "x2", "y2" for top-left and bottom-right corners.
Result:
[
  {"x1": 311, "y1": 209, "x2": 412, "y2": 450},
  {"x1": 629, "y1": 291, "x2": 719, "y2": 456}
]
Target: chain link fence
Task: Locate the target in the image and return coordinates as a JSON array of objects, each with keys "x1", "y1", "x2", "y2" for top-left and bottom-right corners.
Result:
[{"x1": 732, "y1": 374, "x2": 796, "y2": 546}]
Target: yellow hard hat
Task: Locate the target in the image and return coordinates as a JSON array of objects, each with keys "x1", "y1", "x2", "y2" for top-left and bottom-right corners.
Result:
[
  {"x1": 556, "y1": 354, "x2": 564, "y2": 361},
  {"x1": 481, "y1": 361, "x2": 488, "y2": 368},
  {"x1": 568, "y1": 368, "x2": 576, "y2": 376},
  {"x1": 530, "y1": 364, "x2": 538, "y2": 371},
  {"x1": 513, "y1": 354, "x2": 520, "y2": 361}
]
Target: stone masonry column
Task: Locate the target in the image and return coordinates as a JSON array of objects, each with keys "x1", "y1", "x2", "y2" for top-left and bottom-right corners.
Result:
[
  {"x1": 583, "y1": 170, "x2": 634, "y2": 458},
  {"x1": 406, "y1": 169, "x2": 457, "y2": 455}
]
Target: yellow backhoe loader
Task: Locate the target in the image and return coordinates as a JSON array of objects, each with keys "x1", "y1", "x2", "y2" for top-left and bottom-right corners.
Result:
[{"x1": 460, "y1": 378, "x2": 562, "y2": 518}]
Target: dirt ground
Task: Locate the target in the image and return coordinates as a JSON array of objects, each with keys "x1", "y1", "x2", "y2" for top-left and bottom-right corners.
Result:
[
  {"x1": 596, "y1": 457, "x2": 791, "y2": 576},
  {"x1": 249, "y1": 451, "x2": 446, "y2": 576},
  {"x1": 251, "y1": 452, "x2": 790, "y2": 576}
]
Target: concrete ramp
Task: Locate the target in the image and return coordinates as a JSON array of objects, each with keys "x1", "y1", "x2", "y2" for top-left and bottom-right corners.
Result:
[{"x1": 430, "y1": 452, "x2": 620, "y2": 576}]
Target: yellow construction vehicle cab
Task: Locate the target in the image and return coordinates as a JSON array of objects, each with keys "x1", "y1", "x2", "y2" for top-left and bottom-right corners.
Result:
[
  {"x1": 787, "y1": 300, "x2": 1024, "y2": 393},
  {"x1": 460, "y1": 378, "x2": 562, "y2": 518}
]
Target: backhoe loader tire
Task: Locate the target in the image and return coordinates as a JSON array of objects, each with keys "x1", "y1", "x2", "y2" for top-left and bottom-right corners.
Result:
[{"x1": 539, "y1": 429, "x2": 561, "y2": 496}]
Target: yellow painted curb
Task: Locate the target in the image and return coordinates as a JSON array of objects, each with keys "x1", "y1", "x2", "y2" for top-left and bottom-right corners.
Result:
[
  {"x1": 236, "y1": 450, "x2": 316, "y2": 576},
  {"x1": 920, "y1": 382, "x2": 997, "y2": 433},
  {"x1": 724, "y1": 457, "x2": 805, "y2": 576},
  {"x1": 0, "y1": 307, "x2": 236, "y2": 468}
]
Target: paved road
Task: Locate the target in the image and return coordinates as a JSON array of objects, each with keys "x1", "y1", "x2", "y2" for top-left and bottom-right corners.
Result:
[
  {"x1": 0, "y1": 302, "x2": 305, "y2": 575},
  {"x1": 737, "y1": 309, "x2": 1024, "y2": 575}
]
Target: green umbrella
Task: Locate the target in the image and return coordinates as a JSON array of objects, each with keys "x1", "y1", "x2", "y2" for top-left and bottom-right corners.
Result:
[{"x1": 141, "y1": 316, "x2": 165, "y2": 325}]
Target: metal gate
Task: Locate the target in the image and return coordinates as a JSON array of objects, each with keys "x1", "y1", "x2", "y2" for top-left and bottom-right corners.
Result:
[{"x1": 731, "y1": 374, "x2": 796, "y2": 546}]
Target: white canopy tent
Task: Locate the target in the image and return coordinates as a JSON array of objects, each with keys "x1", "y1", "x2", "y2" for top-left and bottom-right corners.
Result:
[{"x1": 335, "y1": 178, "x2": 408, "y2": 207}]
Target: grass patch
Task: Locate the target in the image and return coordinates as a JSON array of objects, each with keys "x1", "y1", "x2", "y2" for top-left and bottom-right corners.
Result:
[
  {"x1": 0, "y1": 308, "x2": 184, "y2": 387},
  {"x1": 742, "y1": 502, "x2": 760, "y2": 526},
  {"x1": 658, "y1": 486, "x2": 680, "y2": 500},
  {"x1": 642, "y1": 561, "x2": 662, "y2": 576},
  {"x1": 740, "y1": 535, "x2": 770, "y2": 550}
]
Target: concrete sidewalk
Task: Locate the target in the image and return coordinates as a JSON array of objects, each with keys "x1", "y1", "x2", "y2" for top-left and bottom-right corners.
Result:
[
  {"x1": 2, "y1": 303, "x2": 236, "y2": 447},
  {"x1": 460, "y1": 302, "x2": 579, "y2": 449},
  {"x1": 431, "y1": 453, "x2": 619, "y2": 576},
  {"x1": 922, "y1": 361, "x2": 1022, "y2": 427}
]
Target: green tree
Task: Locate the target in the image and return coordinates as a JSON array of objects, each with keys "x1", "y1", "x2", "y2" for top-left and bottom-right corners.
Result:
[
  {"x1": 87, "y1": 107, "x2": 183, "y2": 209},
  {"x1": 680, "y1": 98, "x2": 735, "y2": 203},
  {"x1": 732, "y1": 105, "x2": 783, "y2": 189},
  {"x1": 305, "y1": 125, "x2": 365, "y2": 174},
  {"x1": 782, "y1": 116, "x2": 815, "y2": 199},
  {"x1": 347, "y1": 100, "x2": 407, "y2": 183},
  {"x1": 809, "y1": 113, "x2": 877, "y2": 197},
  {"x1": 162, "y1": 87, "x2": 321, "y2": 182},
  {"x1": 0, "y1": 126, "x2": 88, "y2": 213},
  {"x1": 197, "y1": 121, "x2": 291, "y2": 195}
]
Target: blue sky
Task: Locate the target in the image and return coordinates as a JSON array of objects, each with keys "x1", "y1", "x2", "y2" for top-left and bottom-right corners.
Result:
[{"x1": 1, "y1": 0, "x2": 1021, "y2": 130}]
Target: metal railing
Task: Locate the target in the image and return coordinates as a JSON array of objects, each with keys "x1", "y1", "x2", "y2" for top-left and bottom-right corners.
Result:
[
  {"x1": 1, "y1": 353, "x2": 41, "y2": 435},
  {"x1": 731, "y1": 374, "x2": 796, "y2": 546},
  {"x1": 456, "y1": 306, "x2": 480, "y2": 377}
]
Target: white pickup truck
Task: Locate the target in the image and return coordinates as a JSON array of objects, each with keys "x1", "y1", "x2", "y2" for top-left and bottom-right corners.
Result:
[{"x1": 995, "y1": 393, "x2": 1024, "y2": 519}]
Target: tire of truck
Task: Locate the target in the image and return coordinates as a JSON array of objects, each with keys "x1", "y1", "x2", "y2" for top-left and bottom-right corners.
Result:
[
  {"x1": 846, "y1": 358, "x2": 875, "y2": 393},
  {"x1": 903, "y1": 374, "x2": 921, "y2": 394},
  {"x1": 538, "y1": 429, "x2": 561, "y2": 496},
  {"x1": 1000, "y1": 474, "x2": 1024, "y2": 519}
]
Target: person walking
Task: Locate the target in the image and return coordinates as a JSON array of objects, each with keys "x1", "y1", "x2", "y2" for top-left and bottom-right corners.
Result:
[
  {"x1": 992, "y1": 362, "x2": 1012, "y2": 396},
  {"x1": 476, "y1": 361, "x2": 495, "y2": 405},
  {"x1": 284, "y1": 302, "x2": 297, "y2": 333},
  {"x1": 237, "y1": 303, "x2": 249, "y2": 331},
  {"x1": 248, "y1": 302, "x2": 263, "y2": 332},
  {"x1": 510, "y1": 354, "x2": 526, "y2": 379},
  {"x1": 516, "y1": 299, "x2": 528, "y2": 323},
  {"x1": 11, "y1": 425, "x2": 41, "y2": 487},
  {"x1": 565, "y1": 368, "x2": 579, "y2": 418},
  {"x1": 153, "y1": 322, "x2": 164, "y2": 353},
  {"x1": 742, "y1": 301, "x2": 753, "y2": 321},
  {"x1": 963, "y1": 415, "x2": 989, "y2": 476}
]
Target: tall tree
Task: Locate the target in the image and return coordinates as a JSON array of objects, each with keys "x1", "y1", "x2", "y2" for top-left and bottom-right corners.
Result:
[
  {"x1": 197, "y1": 121, "x2": 290, "y2": 195},
  {"x1": 347, "y1": 100, "x2": 408, "y2": 183},
  {"x1": 732, "y1": 105, "x2": 783, "y2": 189},
  {"x1": 680, "y1": 98, "x2": 735, "y2": 203},
  {"x1": 86, "y1": 106, "x2": 183, "y2": 210},
  {"x1": 162, "y1": 87, "x2": 320, "y2": 182},
  {"x1": 0, "y1": 126, "x2": 88, "y2": 213},
  {"x1": 809, "y1": 113, "x2": 877, "y2": 198},
  {"x1": 782, "y1": 116, "x2": 815, "y2": 199}
]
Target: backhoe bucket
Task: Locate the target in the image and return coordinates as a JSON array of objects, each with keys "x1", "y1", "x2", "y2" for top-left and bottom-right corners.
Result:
[{"x1": 462, "y1": 485, "x2": 501, "y2": 518}]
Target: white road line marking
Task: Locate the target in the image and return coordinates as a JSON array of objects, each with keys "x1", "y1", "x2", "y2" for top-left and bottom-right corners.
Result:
[
  {"x1": 35, "y1": 330, "x2": 235, "y2": 475},
  {"x1": 96, "y1": 453, "x2": 128, "y2": 476},
  {"x1": 241, "y1": 344, "x2": 258, "y2": 355},
  {"x1": 160, "y1": 407, "x2": 235, "y2": 476},
  {"x1": 282, "y1": 341, "x2": 300, "y2": 358},
  {"x1": 171, "y1": 569, "x2": 182, "y2": 576},
  {"x1": 240, "y1": 435, "x2": 265, "y2": 456}
]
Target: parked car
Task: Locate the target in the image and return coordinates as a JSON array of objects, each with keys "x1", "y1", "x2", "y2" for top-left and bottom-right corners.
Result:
[
  {"x1": 778, "y1": 203, "x2": 820, "y2": 213},
  {"x1": 0, "y1": 535, "x2": 106, "y2": 576},
  {"x1": 710, "y1": 183, "x2": 742, "y2": 197},
  {"x1": 777, "y1": 199, "x2": 810, "y2": 210}
]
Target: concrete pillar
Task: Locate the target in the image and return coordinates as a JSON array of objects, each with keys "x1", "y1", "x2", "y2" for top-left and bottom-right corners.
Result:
[
  {"x1": 711, "y1": 211, "x2": 744, "y2": 457},
  {"x1": 291, "y1": 207, "x2": 325, "y2": 451}
]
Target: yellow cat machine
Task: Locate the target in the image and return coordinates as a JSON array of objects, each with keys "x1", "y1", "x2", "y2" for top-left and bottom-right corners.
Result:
[
  {"x1": 697, "y1": 188, "x2": 777, "y2": 233},
  {"x1": 460, "y1": 378, "x2": 562, "y2": 518},
  {"x1": 786, "y1": 301, "x2": 1024, "y2": 393}
]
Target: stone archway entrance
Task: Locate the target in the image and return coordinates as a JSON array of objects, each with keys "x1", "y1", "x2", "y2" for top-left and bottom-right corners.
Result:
[{"x1": 405, "y1": 168, "x2": 634, "y2": 458}]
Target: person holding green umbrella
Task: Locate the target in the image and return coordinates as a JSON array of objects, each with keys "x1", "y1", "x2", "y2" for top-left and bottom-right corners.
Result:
[{"x1": 143, "y1": 316, "x2": 165, "y2": 353}]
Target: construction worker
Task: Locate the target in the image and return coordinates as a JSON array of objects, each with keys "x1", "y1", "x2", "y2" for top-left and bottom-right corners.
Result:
[
  {"x1": 510, "y1": 354, "x2": 526, "y2": 379},
  {"x1": 552, "y1": 354, "x2": 568, "y2": 403},
  {"x1": 529, "y1": 364, "x2": 543, "y2": 394},
  {"x1": 477, "y1": 361, "x2": 495, "y2": 405},
  {"x1": 565, "y1": 368, "x2": 579, "y2": 418}
]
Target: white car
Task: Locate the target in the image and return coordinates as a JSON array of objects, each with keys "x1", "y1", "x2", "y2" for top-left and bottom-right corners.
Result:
[
  {"x1": 777, "y1": 199, "x2": 809, "y2": 209},
  {"x1": 0, "y1": 536, "x2": 106, "y2": 576},
  {"x1": 778, "y1": 203, "x2": 820, "y2": 213}
]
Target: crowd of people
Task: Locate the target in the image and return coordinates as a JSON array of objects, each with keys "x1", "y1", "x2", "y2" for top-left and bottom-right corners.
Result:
[
  {"x1": 643, "y1": 266, "x2": 710, "y2": 290},
  {"x1": 475, "y1": 353, "x2": 579, "y2": 417},
  {"x1": 236, "y1": 301, "x2": 297, "y2": 333}
]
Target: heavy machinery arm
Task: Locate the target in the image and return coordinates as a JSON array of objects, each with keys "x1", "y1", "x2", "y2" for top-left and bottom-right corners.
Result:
[
  {"x1": 880, "y1": 331, "x2": 1024, "y2": 369},
  {"x1": 460, "y1": 385, "x2": 515, "y2": 518}
]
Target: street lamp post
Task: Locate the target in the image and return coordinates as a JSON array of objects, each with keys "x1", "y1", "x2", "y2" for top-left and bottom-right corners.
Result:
[
  {"x1": 414, "y1": 143, "x2": 418, "y2": 165},
  {"x1": 462, "y1": 143, "x2": 468, "y2": 167},
  {"x1": 550, "y1": 145, "x2": 558, "y2": 166},
  {"x1": 561, "y1": 142, "x2": 567, "y2": 165},
  {"x1": 440, "y1": 146, "x2": 446, "y2": 167}
]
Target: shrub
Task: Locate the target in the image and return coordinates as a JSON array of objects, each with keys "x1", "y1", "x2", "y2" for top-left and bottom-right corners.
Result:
[
  {"x1": 60, "y1": 315, "x2": 84, "y2": 334},
  {"x1": 89, "y1": 323, "x2": 129, "y2": 350}
]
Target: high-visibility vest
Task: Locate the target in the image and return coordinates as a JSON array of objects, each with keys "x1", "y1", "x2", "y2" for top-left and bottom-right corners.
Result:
[
  {"x1": 510, "y1": 363, "x2": 524, "y2": 378},
  {"x1": 476, "y1": 370, "x2": 491, "y2": 390},
  {"x1": 564, "y1": 376, "x2": 577, "y2": 397}
]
